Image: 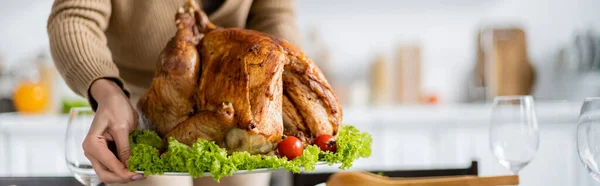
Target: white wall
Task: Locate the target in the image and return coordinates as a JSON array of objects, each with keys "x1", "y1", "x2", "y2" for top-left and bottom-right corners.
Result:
[
  {"x1": 0, "y1": 0, "x2": 53, "y2": 69},
  {"x1": 0, "y1": 0, "x2": 599, "y2": 102},
  {"x1": 0, "y1": 0, "x2": 79, "y2": 101},
  {"x1": 295, "y1": 0, "x2": 600, "y2": 103}
]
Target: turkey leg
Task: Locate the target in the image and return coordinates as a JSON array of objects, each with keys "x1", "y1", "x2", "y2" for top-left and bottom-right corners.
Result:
[
  {"x1": 280, "y1": 40, "x2": 343, "y2": 143},
  {"x1": 164, "y1": 102, "x2": 235, "y2": 146},
  {"x1": 137, "y1": 6, "x2": 201, "y2": 137}
]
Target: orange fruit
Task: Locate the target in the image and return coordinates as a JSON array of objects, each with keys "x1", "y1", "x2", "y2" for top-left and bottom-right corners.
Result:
[
  {"x1": 426, "y1": 95, "x2": 438, "y2": 104},
  {"x1": 13, "y1": 81, "x2": 50, "y2": 114},
  {"x1": 420, "y1": 94, "x2": 439, "y2": 104}
]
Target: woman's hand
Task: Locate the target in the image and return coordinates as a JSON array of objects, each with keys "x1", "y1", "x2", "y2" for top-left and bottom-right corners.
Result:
[{"x1": 82, "y1": 79, "x2": 145, "y2": 183}]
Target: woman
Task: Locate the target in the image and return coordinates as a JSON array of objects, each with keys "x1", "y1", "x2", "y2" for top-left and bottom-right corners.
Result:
[{"x1": 47, "y1": 0, "x2": 300, "y2": 185}]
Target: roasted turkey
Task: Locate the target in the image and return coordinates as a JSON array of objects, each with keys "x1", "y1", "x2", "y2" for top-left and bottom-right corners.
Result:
[{"x1": 137, "y1": 1, "x2": 342, "y2": 155}]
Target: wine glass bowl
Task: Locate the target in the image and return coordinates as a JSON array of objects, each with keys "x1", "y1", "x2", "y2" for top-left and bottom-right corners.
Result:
[
  {"x1": 65, "y1": 107, "x2": 101, "y2": 186},
  {"x1": 489, "y1": 95, "x2": 539, "y2": 174},
  {"x1": 577, "y1": 97, "x2": 600, "y2": 182}
]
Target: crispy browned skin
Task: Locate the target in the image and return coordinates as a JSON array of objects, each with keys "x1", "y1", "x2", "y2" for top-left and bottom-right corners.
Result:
[
  {"x1": 139, "y1": 1, "x2": 342, "y2": 154},
  {"x1": 164, "y1": 102, "x2": 235, "y2": 146},
  {"x1": 163, "y1": 7, "x2": 287, "y2": 154},
  {"x1": 137, "y1": 7, "x2": 200, "y2": 137},
  {"x1": 280, "y1": 39, "x2": 342, "y2": 144}
]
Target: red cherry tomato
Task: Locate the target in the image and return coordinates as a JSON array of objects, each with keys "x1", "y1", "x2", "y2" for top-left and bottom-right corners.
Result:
[
  {"x1": 314, "y1": 134, "x2": 337, "y2": 152},
  {"x1": 278, "y1": 136, "x2": 303, "y2": 160}
]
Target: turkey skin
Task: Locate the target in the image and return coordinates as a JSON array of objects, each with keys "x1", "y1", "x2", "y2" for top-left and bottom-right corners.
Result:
[{"x1": 137, "y1": 1, "x2": 342, "y2": 155}]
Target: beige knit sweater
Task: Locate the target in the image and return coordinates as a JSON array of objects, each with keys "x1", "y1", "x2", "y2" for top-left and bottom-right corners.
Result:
[{"x1": 47, "y1": 0, "x2": 300, "y2": 105}]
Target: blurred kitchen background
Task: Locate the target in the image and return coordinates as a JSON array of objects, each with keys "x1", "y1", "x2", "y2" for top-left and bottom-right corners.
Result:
[{"x1": 1, "y1": 0, "x2": 600, "y2": 185}]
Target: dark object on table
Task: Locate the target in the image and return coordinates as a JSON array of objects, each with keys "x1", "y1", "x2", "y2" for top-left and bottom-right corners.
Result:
[
  {"x1": 291, "y1": 161, "x2": 478, "y2": 186},
  {"x1": 0, "y1": 177, "x2": 105, "y2": 186},
  {"x1": 0, "y1": 98, "x2": 15, "y2": 113}
]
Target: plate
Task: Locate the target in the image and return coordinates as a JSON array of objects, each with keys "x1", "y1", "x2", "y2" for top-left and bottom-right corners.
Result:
[
  {"x1": 135, "y1": 162, "x2": 327, "y2": 177},
  {"x1": 137, "y1": 167, "x2": 280, "y2": 176}
]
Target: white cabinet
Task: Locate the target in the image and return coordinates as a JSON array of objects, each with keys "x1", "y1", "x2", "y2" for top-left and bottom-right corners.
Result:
[
  {"x1": 336, "y1": 102, "x2": 597, "y2": 186},
  {"x1": 0, "y1": 114, "x2": 71, "y2": 177},
  {"x1": 0, "y1": 102, "x2": 597, "y2": 185}
]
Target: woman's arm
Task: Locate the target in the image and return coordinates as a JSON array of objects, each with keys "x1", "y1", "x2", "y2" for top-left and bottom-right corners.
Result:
[
  {"x1": 246, "y1": 0, "x2": 301, "y2": 47},
  {"x1": 47, "y1": 1, "x2": 143, "y2": 183},
  {"x1": 47, "y1": 0, "x2": 129, "y2": 110}
]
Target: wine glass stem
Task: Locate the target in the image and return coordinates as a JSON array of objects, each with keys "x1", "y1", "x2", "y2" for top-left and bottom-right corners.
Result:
[
  {"x1": 84, "y1": 176, "x2": 99, "y2": 186},
  {"x1": 83, "y1": 177, "x2": 91, "y2": 186}
]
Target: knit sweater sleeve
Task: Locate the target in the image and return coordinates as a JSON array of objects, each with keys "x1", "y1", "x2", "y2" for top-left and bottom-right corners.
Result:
[
  {"x1": 246, "y1": 0, "x2": 301, "y2": 47},
  {"x1": 47, "y1": 0, "x2": 130, "y2": 109}
]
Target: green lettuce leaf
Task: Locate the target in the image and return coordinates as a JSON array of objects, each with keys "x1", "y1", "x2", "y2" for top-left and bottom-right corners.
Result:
[
  {"x1": 291, "y1": 145, "x2": 320, "y2": 171},
  {"x1": 320, "y1": 125, "x2": 373, "y2": 169},
  {"x1": 128, "y1": 144, "x2": 164, "y2": 177},
  {"x1": 161, "y1": 139, "x2": 192, "y2": 172},
  {"x1": 229, "y1": 152, "x2": 263, "y2": 170},
  {"x1": 128, "y1": 125, "x2": 372, "y2": 182},
  {"x1": 129, "y1": 130, "x2": 162, "y2": 149}
]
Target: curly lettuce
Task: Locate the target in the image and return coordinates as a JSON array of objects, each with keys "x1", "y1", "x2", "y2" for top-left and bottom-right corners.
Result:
[
  {"x1": 129, "y1": 130, "x2": 162, "y2": 149},
  {"x1": 128, "y1": 125, "x2": 372, "y2": 181},
  {"x1": 128, "y1": 142, "x2": 164, "y2": 176},
  {"x1": 320, "y1": 125, "x2": 372, "y2": 168}
]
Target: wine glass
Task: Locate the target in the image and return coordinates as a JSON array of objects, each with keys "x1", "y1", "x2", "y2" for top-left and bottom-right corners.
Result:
[
  {"x1": 577, "y1": 97, "x2": 600, "y2": 182},
  {"x1": 65, "y1": 107, "x2": 101, "y2": 186},
  {"x1": 489, "y1": 95, "x2": 539, "y2": 175}
]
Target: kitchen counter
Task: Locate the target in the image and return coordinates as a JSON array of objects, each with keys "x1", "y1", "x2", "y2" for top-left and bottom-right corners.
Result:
[{"x1": 0, "y1": 101, "x2": 582, "y2": 132}]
